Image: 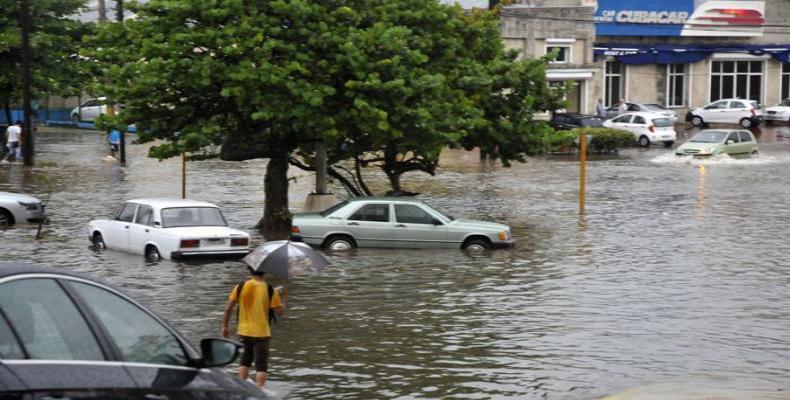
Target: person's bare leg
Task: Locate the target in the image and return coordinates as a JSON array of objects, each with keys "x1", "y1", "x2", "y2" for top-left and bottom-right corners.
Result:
[
  {"x1": 239, "y1": 366, "x2": 250, "y2": 381},
  {"x1": 255, "y1": 371, "x2": 267, "y2": 388}
]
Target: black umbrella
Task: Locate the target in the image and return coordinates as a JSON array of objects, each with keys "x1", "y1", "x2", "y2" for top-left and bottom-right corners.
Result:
[{"x1": 242, "y1": 240, "x2": 330, "y2": 278}]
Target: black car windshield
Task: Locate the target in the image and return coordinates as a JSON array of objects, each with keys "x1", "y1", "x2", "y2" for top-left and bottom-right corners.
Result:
[
  {"x1": 321, "y1": 200, "x2": 349, "y2": 217},
  {"x1": 580, "y1": 118, "x2": 603, "y2": 127},
  {"x1": 644, "y1": 104, "x2": 668, "y2": 111},
  {"x1": 689, "y1": 131, "x2": 727, "y2": 143},
  {"x1": 161, "y1": 207, "x2": 227, "y2": 228},
  {"x1": 652, "y1": 118, "x2": 674, "y2": 127}
]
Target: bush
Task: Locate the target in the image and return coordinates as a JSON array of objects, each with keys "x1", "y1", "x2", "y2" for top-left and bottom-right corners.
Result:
[{"x1": 566, "y1": 127, "x2": 634, "y2": 154}]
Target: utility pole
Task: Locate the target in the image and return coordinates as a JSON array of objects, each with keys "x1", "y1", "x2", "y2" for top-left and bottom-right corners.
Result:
[
  {"x1": 116, "y1": 0, "x2": 125, "y2": 164},
  {"x1": 20, "y1": 0, "x2": 34, "y2": 166},
  {"x1": 97, "y1": 0, "x2": 107, "y2": 23}
]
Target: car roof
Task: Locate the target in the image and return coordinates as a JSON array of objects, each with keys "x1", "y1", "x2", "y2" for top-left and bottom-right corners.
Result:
[
  {"x1": 126, "y1": 198, "x2": 219, "y2": 208},
  {"x1": 345, "y1": 197, "x2": 426, "y2": 204},
  {"x1": 712, "y1": 98, "x2": 758, "y2": 102},
  {"x1": 0, "y1": 261, "x2": 104, "y2": 283},
  {"x1": 617, "y1": 111, "x2": 670, "y2": 118},
  {"x1": 555, "y1": 112, "x2": 600, "y2": 119}
]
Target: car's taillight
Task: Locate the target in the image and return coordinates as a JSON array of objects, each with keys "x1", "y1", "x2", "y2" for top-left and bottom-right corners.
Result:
[
  {"x1": 291, "y1": 226, "x2": 301, "y2": 234},
  {"x1": 180, "y1": 239, "x2": 200, "y2": 248},
  {"x1": 648, "y1": 125, "x2": 655, "y2": 132},
  {"x1": 231, "y1": 238, "x2": 249, "y2": 246}
]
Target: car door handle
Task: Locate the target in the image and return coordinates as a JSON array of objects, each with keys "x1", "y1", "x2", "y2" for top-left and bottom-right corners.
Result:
[
  {"x1": 347, "y1": 222, "x2": 359, "y2": 226},
  {"x1": 145, "y1": 229, "x2": 149, "y2": 232},
  {"x1": 395, "y1": 224, "x2": 407, "y2": 228}
]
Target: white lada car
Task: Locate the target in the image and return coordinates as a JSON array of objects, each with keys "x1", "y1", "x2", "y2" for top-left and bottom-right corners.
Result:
[{"x1": 89, "y1": 198, "x2": 251, "y2": 260}]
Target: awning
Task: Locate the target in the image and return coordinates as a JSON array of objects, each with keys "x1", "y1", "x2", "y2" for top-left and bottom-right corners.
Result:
[{"x1": 594, "y1": 44, "x2": 790, "y2": 64}]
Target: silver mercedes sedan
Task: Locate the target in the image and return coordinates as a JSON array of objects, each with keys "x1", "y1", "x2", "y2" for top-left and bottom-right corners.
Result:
[{"x1": 291, "y1": 198, "x2": 515, "y2": 251}]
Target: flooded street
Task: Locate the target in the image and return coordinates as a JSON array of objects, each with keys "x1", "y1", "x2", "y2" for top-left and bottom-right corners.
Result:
[{"x1": 3, "y1": 125, "x2": 790, "y2": 399}]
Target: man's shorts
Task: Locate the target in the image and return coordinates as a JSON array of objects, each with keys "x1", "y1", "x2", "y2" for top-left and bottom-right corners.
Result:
[{"x1": 239, "y1": 336, "x2": 270, "y2": 372}]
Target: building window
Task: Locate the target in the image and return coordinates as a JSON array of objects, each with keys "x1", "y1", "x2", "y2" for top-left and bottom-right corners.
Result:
[
  {"x1": 546, "y1": 45, "x2": 570, "y2": 64},
  {"x1": 710, "y1": 61, "x2": 763, "y2": 103},
  {"x1": 666, "y1": 64, "x2": 686, "y2": 107},
  {"x1": 782, "y1": 63, "x2": 790, "y2": 101},
  {"x1": 605, "y1": 60, "x2": 624, "y2": 107}
]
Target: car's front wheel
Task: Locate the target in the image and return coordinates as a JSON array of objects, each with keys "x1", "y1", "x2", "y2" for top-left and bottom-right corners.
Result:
[
  {"x1": 638, "y1": 135, "x2": 650, "y2": 147},
  {"x1": 739, "y1": 117, "x2": 754, "y2": 129},
  {"x1": 0, "y1": 208, "x2": 14, "y2": 228},
  {"x1": 323, "y1": 235, "x2": 356, "y2": 252},
  {"x1": 691, "y1": 116, "x2": 703, "y2": 127},
  {"x1": 91, "y1": 232, "x2": 105, "y2": 250},
  {"x1": 71, "y1": 113, "x2": 79, "y2": 122},
  {"x1": 145, "y1": 245, "x2": 161, "y2": 262},
  {"x1": 462, "y1": 237, "x2": 492, "y2": 252}
]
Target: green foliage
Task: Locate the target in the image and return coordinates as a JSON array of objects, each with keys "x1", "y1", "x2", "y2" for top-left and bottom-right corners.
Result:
[
  {"x1": 565, "y1": 127, "x2": 635, "y2": 154},
  {"x1": 0, "y1": 0, "x2": 94, "y2": 108}
]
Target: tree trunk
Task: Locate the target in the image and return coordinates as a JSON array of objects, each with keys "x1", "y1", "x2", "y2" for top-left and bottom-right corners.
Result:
[
  {"x1": 262, "y1": 155, "x2": 291, "y2": 240},
  {"x1": 386, "y1": 171, "x2": 401, "y2": 193}
]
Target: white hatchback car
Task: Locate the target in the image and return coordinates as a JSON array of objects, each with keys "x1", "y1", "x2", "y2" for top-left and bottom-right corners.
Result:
[
  {"x1": 71, "y1": 97, "x2": 108, "y2": 122},
  {"x1": 0, "y1": 191, "x2": 46, "y2": 227},
  {"x1": 89, "y1": 198, "x2": 251, "y2": 260},
  {"x1": 688, "y1": 98, "x2": 763, "y2": 128},
  {"x1": 603, "y1": 112, "x2": 677, "y2": 147}
]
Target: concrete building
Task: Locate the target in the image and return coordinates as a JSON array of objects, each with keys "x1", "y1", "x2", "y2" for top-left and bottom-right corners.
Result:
[{"x1": 499, "y1": 0, "x2": 790, "y2": 116}]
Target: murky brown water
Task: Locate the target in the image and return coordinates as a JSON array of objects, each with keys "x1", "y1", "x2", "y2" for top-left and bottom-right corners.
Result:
[{"x1": 2, "y1": 125, "x2": 790, "y2": 399}]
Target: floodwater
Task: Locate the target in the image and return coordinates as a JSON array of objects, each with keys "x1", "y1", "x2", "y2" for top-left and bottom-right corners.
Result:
[{"x1": 2, "y1": 125, "x2": 790, "y2": 399}]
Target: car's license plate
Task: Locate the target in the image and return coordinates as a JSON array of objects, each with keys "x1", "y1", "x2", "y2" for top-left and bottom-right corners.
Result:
[{"x1": 203, "y1": 238, "x2": 226, "y2": 246}]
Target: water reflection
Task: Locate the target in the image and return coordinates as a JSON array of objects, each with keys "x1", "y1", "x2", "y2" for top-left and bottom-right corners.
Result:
[{"x1": 2, "y1": 128, "x2": 790, "y2": 399}]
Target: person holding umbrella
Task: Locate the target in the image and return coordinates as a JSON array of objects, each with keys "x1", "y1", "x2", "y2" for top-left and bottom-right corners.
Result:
[{"x1": 221, "y1": 267, "x2": 286, "y2": 389}]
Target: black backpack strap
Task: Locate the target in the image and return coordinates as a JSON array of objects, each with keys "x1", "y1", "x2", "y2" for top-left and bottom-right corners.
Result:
[{"x1": 267, "y1": 283, "x2": 277, "y2": 325}]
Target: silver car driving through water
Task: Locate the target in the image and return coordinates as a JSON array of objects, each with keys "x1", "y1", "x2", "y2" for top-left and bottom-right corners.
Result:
[{"x1": 291, "y1": 198, "x2": 515, "y2": 251}]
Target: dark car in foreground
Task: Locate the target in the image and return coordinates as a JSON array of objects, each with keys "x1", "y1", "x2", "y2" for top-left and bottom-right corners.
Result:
[
  {"x1": 549, "y1": 113, "x2": 604, "y2": 131},
  {"x1": 0, "y1": 262, "x2": 265, "y2": 399}
]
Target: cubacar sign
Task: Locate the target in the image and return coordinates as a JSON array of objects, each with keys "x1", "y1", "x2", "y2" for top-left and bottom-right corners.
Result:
[{"x1": 595, "y1": 0, "x2": 765, "y2": 37}]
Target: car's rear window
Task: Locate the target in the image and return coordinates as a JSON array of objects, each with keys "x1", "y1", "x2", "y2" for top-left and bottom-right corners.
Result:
[
  {"x1": 644, "y1": 104, "x2": 667, "y2": 111},
  {"x1": 652, "y1": 118, "x2": 674, "y2": 127},
  {"x1": 161, "y1": 207, "x2": 227, "y2": 228},
  {"x1": 321, "y1": 200, "x2": 349, "y2": 217},
  {"x1": 580, "y1": 118, "x2": 603, "y2": 127}
]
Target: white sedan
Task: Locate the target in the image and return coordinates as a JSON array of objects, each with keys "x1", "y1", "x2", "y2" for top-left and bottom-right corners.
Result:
[
  {"x1": 89, "y1": 198, "x2": 251, "y2": 260},
  {"x1": 0, "y1": 191, "x2": 46, "y2": 227},
  {"x1": 764, "y1": 99, "x2": 790, "y2": 124},
  {"x1": 603, "y1": 112, "x2": 677, "y2": 147}
]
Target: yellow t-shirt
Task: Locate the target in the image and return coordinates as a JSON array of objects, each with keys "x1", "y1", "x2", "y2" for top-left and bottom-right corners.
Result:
[{"x1": 229, "y1": 279, "x2": 282, "y2": 338}]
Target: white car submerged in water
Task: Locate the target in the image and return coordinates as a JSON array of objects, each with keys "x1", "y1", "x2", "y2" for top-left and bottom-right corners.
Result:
[{"x1": 89, "y1": 198, "x2": 251, "y2": 260}]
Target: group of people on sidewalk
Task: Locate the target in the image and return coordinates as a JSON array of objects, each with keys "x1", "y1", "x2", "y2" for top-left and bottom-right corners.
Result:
[
  {"x1": 2, "y1": 121, "x2": 23, "y2": 163},
  {"x1": 222, "y1": 267, "x2": 288, "y2": 389},
  {"x1": 596, "y1": 98, "x2": 628, "y2": 119}
]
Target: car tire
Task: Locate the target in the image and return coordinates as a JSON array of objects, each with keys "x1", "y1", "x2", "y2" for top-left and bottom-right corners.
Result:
[
  {"x1": 751, "y1": 149, "x2": 759, "y2": 158},
  {"x1": 71, "y1": 114, "x2": 79, "y2": 122},
  {"x1": 91, "y1": 232, "x2": 106, "y2": 250},
  {"x1": 663, "y1": 141, "x2": 674, "y2": 147},
  {"x1": 739, "y1": 118, "x2": 753, "y2": 129},
  {"x1": 462, "y1": 237, "x2": 492, "y2": 251},
  {"x1": 638, "y1": 135, "x2": 650, "y2": 147},
  {"x1": 145, "y1": 245, "x2": 161, "y2": 262},
  {"x1": 0, "y1": 208, "x2": 14, "y2": 228},
  {"x1": 691, "y1": 116, "x2": 703, "y2": 127},
  {"x1": 323, "y1": 235, "x2": 356, "y2": 252}
]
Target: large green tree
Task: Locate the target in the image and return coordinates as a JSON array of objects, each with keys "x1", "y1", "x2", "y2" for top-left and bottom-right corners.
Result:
[{"x1": 0, "y1": 0, "x2": 92, "y2": 125}]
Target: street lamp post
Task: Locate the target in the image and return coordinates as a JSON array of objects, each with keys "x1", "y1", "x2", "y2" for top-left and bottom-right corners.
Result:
[{"x1": 20, "y1": 0, "x2": 34, "y2": 166}]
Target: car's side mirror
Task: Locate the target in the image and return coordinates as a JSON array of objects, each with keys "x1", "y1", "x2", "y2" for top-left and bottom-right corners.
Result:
[
  {"x1": 725, "y1": 139, "x2": 734, "y2": 145},
  {"x1": 432, "y1": 218, "x2": 443, "y2": 226},
  {"x1": 198, "y1": 338, "x2": 240, "y2": 368}
]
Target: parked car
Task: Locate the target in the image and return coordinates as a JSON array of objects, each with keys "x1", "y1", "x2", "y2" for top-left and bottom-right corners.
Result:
[
  {"x1": 291, "y1": 198, "x2": 515, "y2": 251},
  {"x1": 686, "y1": 98, "x2": 763, "y2": 128},
  {"x1": 605, "y1": 102, "x2": 678, "y2": 121},
  {"x1": 0, "y1": 191, "x2": 46, "y2": 227},
  {"x1": 0, "y1": 261, "x2": 265, "y2": 399},
  {"x1": 89, "y1": 198, "x2": 251, "y2": 260},
  {"x1": 763, "y1": 98, "x2": 790, "y2": 124},
  {"x1": 675, "y1": 129, "x2": 758, "y2": 157},
  {"x1": 549, "y1": 113, "x2": 603, "y2": 131},
  {"x1": 70, "y1": 97, "x2": 107, "y2": 122},
  {"x1": 603, "y1": 112, "x2": 677, "y2": 147}
]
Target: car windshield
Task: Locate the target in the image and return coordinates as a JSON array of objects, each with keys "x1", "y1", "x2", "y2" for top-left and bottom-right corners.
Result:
[
  {"x1": 161, "y1": 207, "x2": 227, "y2": 228},
  {"x1": 426, "y1": 204, "x2": 455, "y2": 221},
  {"x1": 644, "y1": 104, "x2": 668, "y2": 111},
  {"x1": 652, "y1": 118, "x2": 674, "y2": 127},
  {"x1": 580, "y1": 118, "x2": 603, "y2": 127},
  {"x1": 781, "y1": 99, "x2": 790, "y2": 106},
  {"x1": 321, "y1": 200, "x2": 349, "y2": 217},
  {"x1": 689, "y1": 131, "x2": 727, "y2": 143}
]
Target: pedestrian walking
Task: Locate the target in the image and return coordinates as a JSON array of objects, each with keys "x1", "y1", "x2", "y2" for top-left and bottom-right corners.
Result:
[
  {"x1": 221, "y1": 268, "x2": 286, "y2": 388},
  {"x1": 596, "y1": 98, "x2": 607, "y2": 119},
  {"x1": 617, "y1": 98, "x2": 628, "y2": 115},
  {"x1": 108, "y1": 129, "x2": 121, "y2": 158},
  {"x1": 4, "y1": 121, "x2": 22, "y2": 162}
]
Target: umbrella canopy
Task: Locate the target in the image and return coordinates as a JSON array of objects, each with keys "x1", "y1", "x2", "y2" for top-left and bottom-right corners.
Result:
[{"x1": 242, "y1": 240, "x2": 330, "y2": 278}]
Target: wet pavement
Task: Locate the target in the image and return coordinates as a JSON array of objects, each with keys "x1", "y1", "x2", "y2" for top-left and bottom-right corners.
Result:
[{"x1": 2, "y1": 124, "x2": 790, "y2": 399}]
